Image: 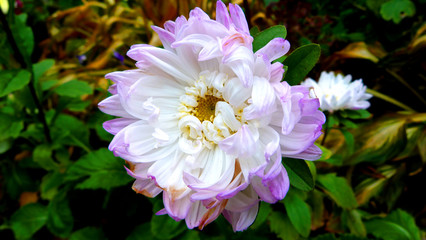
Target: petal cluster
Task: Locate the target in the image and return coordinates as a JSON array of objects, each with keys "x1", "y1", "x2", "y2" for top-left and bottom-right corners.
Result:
[
  {"x1": 98, "y1": 1, "x2": 325, "y2": 231},
  {"x1": 302, "y1": 71, "x2": 372, "y2": 112}
]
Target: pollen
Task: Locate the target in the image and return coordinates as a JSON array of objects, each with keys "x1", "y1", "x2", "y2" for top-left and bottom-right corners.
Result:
[{"x1": 192, "y1": 95, "x2": 223, "y2": 122}]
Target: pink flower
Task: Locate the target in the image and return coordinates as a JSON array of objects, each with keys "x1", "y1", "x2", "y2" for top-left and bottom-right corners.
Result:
[{"x1": 99, "y1": 1, "x2": 324, "y2": 231}]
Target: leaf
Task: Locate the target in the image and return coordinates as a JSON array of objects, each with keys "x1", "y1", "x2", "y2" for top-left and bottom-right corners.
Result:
[
  {"x1": 126, "y1": 223, "x2": 156, "y2": 240},
  {"x1": 365, "y1": 219, "x2": 411, "y2": 240},
  {"x1": 53, "y1": 114, "x2": 90, "y2": 147},
  {"x1": 316, "y1": 144, "x2": 332, "y2": 161},
  {"x1": 249, "y1": 26, "x2": 260, "y2": 37},
  {"x1": 70, "y1": 227, "x2": 106, "y2": 240},
  {"x1": 340, "y1": 109, "x2": 371, "y2": 120},
  {"x1": 340, "y1": 234, "x2": 370, "y2": 240},
  {"x1": 252, "y1": 25, "x2": 287, "y2": 52},
  {"x1": 0, "y1": 139, "x2": 12, "y2": 154},
  {"x1": 283, "y1": 190, "x2": 311, "y2": 237},
  {"x1": 282, "y1": 158, "x2": 314, "y2": 191},
  {"x1": 380, "y1": 0, "x2": 416, "y2": 24},
  {"x1": 12, "y1": 14, "x2": 34, "y2": 61},
  {"x1": 0, "y1": 112, "x2": 24, "y2": 141},
  {"x1": 387, "y1": 209, "x2": 421, "y2": 240},
  {"x1": 3, "y1": 165, "x2": 37, "y2": 199},
  {"x1": 65, "y1": 148, "x2": 132, "y2": 190},
  {"x1": 354, "y1": 165, "x2": 397, "y2": 205},
  {"x1": 269, "y1": 211, "x2": 299, "y2": 240},
  {"x1": 0, "y1": 69, "x2": 31, "y2": 97},
  {"x1": 40, "y1": 171, "x2": 65, "y2": 200},
  {"x1": 177, "y1": 231, "x2": 200, "y2": 240},
  {"x1": 282, "y1": 43, "x2": 321, "y2": 85},
  {"x1": 334, "y1": 42, "x2": 380, "y2": 63},
  {"x1": 10, "y1": 203, "x2": 48, "y2": 240},
  {"x1": 311, "y1": 233, "x2": 337, "y2": 240},
  {"x1": 33, "y1": 144, "x2": 58, "y2": 171},
  {"x1": 251, "y1": 201, "x2": 272, "y2": 229},
  {"x1": 54, "y1": 79, "x2": 93, "y2": 98},
  {"x1": 340, "y1": 129, "x2": 355, "y2": 154},
  {"x1": 317, "y1": 174, "x2": 358, "y2": 209},
  {"x1": 47, "y1": 190, "x2": 74, "y2": 238},
  {"x1": 343, "y1": 209, "x2": 366, "y2": 237},
  {"x1": 151, "y1": 214, "x2": 186, "y2": 240},
  {"x1": 33, "y1": 59, "x2": 55, "y2": 83},
  {"x1": 309, "y1": 190, "x2": 325, "y2": 230},
  {"x1": 348, "y1": 117, "x2": 407, "y2": 165}
]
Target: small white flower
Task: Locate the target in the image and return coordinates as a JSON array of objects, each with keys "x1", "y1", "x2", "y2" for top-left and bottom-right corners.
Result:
[{"x1": 302, "y1": 71, "x2": 372, "y2": 112}]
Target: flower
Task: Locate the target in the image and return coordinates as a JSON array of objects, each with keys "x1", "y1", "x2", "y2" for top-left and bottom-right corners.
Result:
[
  {"x1": 0, "y1": 0, "x2": 9, "y2": 14},
  {"x1": 99, "y1": 1, "x2": 325, "y2": 231},
  {"x1": 302, "y1": 71, "x2": 372, "y2": 112}
]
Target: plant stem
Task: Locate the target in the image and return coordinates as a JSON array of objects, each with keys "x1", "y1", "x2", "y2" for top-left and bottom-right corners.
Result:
[
  {"x1": 0, "y1": 10, "x2": 52, "y2": 143},
  {"x1": 366, "y1": 88, "x2": 416, "y2": 112},
  {"x1": 386, "y1": 69, "x2": 426, "y2": 106}
]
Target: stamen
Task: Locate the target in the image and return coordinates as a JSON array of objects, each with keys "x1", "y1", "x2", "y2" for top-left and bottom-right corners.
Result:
[{"x1": 192, "y1": 95, "x2": 223, "y2": 122}]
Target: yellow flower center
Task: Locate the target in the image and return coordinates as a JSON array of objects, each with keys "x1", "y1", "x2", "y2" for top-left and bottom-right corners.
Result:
[{"x1": 192, "y1": 95, "x2": 223, "y2": 122}]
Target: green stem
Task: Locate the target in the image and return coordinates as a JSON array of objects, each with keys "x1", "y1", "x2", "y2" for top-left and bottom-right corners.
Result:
[
  {"x1": 386, "y1": 69, "x2": 426, "y2": 106},
  {"x1": 0, "y1": 10, "x2": 52, "y2": 143},
  {"x1": 366, "y1": 88, "x2": 416, "y2": 112}
]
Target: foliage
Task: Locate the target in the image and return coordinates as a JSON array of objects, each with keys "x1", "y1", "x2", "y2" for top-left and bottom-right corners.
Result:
[{"x1": 0, "y1": 0, "x2": 425, "y2": 239}]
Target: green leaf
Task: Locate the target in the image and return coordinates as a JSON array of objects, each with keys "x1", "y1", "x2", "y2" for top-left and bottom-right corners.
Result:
[
  {"x1": 365, "y1": 219, "x2": 411, "y2": 240},
  {"x1": 252, "y1": 25, "x2": 287, "y2": 52},
  {"x1": 380, "y1": 0, "x2": 416, "y2": 24},
  {"x1": 151, "y1": 214, "x2": 186, "y2": 240},
  {"x1": 3, "y1": 165, "x2": 37, "y2": 199},
  {"x1": 343, "y1": 209, "x2": 366, "y2": 237},
  {"x1": 54, "y1": 79, "x2": 93, "y2": 98},
  {"x1": 33, "y1": 144, "x2": 58, "y2": 171},
  {"x1": 65, "y1": 148, "x2": 132, "y2": 190},
  {"x1": 316, "y1": 144, "x2": 332, "y2": 161},
  {"x1": 251, "y1": 201, "x2": 272, "y2": 229},
  {"x1": 387, "y1": 209, "x2": 421, "y2": 240},
  {"x1": 70, "y1": 227, "x2": 106, "y2": 240},
  {"x1": 33, "y1": 59, "x2": 55, "y2": 83},
  {"x1": 0, "y1": 112, "x2": 24, "y2": 141},
  {"x1": 283, "y1": 190, "x2": 311, "y2": 237},
  {"x1": 12, "y1": 14, "x2": 34, "y2": 61},
  {"x1": 282, "y1": 44, "x2": 321, "y2": 85},
  {"x1": 0, "y1": 139, "x2": 12, "y2": 154},
  {"x1": 311, "y1": 233, "x2": 337, "y2": 240},
  {"x1": 348, "y1": 117, "x2": 407, "y2": 165},
  {"x1": 340, "y1": 109, "x2": 371, "y2": 120},
  {"x1": 249, "y1": 26, "x2": 260, "y2": 37},
  {"x1": 10, "y1": 203, "x2": 48, "y2": 240},
  {"x1": 41, "y1": 80, "x2": 57, "y2": 91},
  {"x1": 47, "y1": 190, "x2": 74, "y2": 238},
  {"x1": 40, "y1": 171, "x2": 65, "y2": 200},
  {"x1": 309, "y1": 190, "x2": 325, "y2": 229},
  {"x1": 269, "y1": 211, "x2": 299, "y2": 240},
  {"x1": 0, "y1": 69, "x2": 31, "y2": 97},
  {"x1": 340, "y1": 234, "x2": 370, "y2": 240},
  {"x1": 282, "y1": 158, "x2": 314, "y2": 191},
  {"x1": 127, "y1": 223, "x2": 156, "y2": 240},
  {"x1": 340, "y1": 129, "x2": 355, "y2": 154},
  {"x1": 53, "y1": 114, "x2": 90, "y2": 147},
  {"x1": 177, "y1": 230, "x2": 200, "y2": 240},
  {"x1": 317, "y1": 174, "x2": 358, "y2": 209}
]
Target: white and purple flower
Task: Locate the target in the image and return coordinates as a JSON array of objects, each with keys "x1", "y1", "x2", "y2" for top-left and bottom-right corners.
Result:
[
  {"x1": 302, "y1": 71, "x2": 372, "y2": 112},
  {"x1": 99, "y1": 1, "x2": 325, "y2": 231}
]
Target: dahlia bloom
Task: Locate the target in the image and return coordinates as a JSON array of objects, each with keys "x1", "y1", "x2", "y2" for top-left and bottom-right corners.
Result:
[
  {"x1": 99, "y1": 1, "x2": 325, "y2": 231},
  {"x1": 302, "y1": 71, "x2": 372, "y2": 112}
]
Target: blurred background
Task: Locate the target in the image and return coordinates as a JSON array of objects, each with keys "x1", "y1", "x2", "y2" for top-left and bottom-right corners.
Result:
[{"x1": 0, "y1": 0, "x2": 425, "y2": 239}]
